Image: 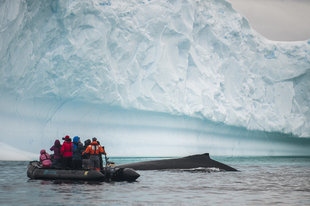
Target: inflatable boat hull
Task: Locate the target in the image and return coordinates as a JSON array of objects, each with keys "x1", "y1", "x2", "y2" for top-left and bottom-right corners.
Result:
[{"x1": 27, "y1": 161, "x2": 140, "y2": 181}]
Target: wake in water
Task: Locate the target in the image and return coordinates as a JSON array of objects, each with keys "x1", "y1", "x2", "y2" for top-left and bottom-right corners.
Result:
[{"x1": 177, "y1": 167, "x2": 222, "y2": 173}]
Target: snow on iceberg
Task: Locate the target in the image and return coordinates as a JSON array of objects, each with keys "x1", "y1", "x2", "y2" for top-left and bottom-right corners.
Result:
[{"x1": 0, "y1": 0, "x2": 309, "y2": 157}]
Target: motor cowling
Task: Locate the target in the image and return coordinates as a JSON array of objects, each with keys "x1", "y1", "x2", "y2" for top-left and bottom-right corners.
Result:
[{"x1": 111, "y1": 168, "x2": 140, "y2": 182}]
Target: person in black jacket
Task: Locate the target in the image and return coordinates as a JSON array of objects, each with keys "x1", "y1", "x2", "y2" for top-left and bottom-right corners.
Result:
[
  {"x1": 72, "y1": 136, "x2": 84, "y2": 169},
  {"x1": 97, "y1": 141, "x2": 104, "y2": 170},
  {"x1": 82, "y1": 139, "x2": 91, "y2": 169}
]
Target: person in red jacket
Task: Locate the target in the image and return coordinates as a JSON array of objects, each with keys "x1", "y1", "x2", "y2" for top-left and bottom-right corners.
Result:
[{"x1": 61, "y1": 135, "x2": 73, "y2": 169}]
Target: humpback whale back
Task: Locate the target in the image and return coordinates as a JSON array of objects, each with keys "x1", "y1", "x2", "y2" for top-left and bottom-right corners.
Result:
[{"x1": 116, "y1": 153, "x2": 238, "y2": 171}]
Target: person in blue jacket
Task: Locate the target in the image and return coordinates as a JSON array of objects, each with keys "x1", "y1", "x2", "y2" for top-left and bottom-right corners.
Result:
[{"x1": 72, "y1": 136, "x2": 84, "y2": 169}]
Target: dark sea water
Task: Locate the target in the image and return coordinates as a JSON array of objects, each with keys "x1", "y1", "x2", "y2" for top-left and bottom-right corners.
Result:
[{"x1": 0, "y1": 156, "x2": 310, "y2": 206}]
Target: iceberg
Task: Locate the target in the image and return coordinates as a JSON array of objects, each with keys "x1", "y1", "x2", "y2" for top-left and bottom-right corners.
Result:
[
  {"x1": 0, "y1": 142, "x2": 37, "y2": 161},
  {"x1": 0, "y1": 0, "x2": 309, "y2": 158}
]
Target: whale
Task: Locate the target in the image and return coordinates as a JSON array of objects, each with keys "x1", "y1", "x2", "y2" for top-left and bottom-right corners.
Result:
[{"x1": 116, "y1": 153, "x2": 238, "y2": 171}]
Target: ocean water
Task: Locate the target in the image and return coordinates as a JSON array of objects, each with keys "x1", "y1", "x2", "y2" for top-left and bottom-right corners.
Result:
[{"x1": 0, "y1": 156, "x2": 309, "y2": 206}]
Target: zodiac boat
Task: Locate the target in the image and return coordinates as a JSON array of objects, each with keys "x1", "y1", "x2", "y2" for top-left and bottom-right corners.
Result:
[{"x1": 27, "y1": 161, "x2": 140, "y2": 181}]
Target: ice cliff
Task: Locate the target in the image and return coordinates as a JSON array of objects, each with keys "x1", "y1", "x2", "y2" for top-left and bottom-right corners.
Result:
[{"x1": 0, "y1": 0, "x2": 310, "y2": 158}]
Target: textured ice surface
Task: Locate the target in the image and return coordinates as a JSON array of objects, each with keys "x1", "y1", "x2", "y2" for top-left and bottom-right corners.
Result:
[{"x1": 0, "y1": 0, "x2": 310, "y2": 158}]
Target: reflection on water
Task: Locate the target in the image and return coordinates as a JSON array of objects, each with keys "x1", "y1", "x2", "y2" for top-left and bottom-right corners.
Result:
[{"x1": 0, "y1": 157, "x2": 310, "y2": 205}]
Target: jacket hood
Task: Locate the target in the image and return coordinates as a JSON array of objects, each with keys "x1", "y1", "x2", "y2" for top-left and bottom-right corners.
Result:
[
  {"x1": 84, "y1": 139, "x2": 91, "y2": 146},
  {"x1": 40, "y1": 149, "x2": 46, "y2": 155},
  {"x1": 54, "y1": 140, "x2": 60, "y2": 146},
  {"x1": 73, "y1": 136, "x2": 80, "y2": 143},
  {"x1": 73, "y1": 136, "x2": 80, "y2": 150}
]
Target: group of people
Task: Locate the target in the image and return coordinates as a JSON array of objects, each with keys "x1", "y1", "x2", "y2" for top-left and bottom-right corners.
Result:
[{"x1": 39, "y1": 135, "x2": 106, "y2": 171}]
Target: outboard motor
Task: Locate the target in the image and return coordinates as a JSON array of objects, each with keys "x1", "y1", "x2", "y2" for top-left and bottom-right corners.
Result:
[
  {"x1": 103, "y1": 156, "x2": 140, "y2": 181},
  {"x1": 103, "y1": 166, "x2": 115, "y2": 181},
  {"x1": 111, "y1": 168, "x2": 140, "y2": 182}
]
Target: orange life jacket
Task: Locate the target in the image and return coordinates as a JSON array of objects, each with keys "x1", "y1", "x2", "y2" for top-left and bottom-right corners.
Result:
[{"x1": 83, "y1": 141, "x2": 105, "y2": 155}]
